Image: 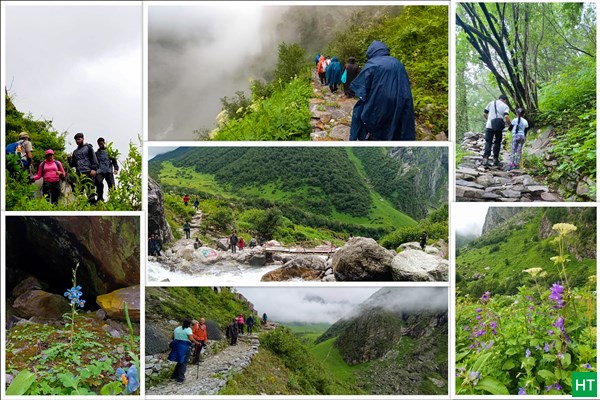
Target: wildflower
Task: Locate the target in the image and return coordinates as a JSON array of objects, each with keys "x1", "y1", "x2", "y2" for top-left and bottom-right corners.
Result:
[
  {"x1": 475, "y1": 329, "x2": 486, "y2": 337},
  {"x1": 64, "y1": 285, "x2": 85, "y2": 308},
  {"x1": 554, "y1": 382, "x2": 562, "y2": 391},
  {"x1": 476, "y1": 314, "x2": 482, "y2": 321},
  {"x1": 549, "y1": 282, "x2": 565, "y2": 308},
  {"x1": 518, "y1": 387, "x2": 526, "y2": 395},
  {"x1": 481, "y1": 292, "x2": 490, "y2": 302},
  {"x1": 553, "y1": 317, "x2": 565, "y2": 333},
  {"x1": 557, "y1": 352, "x2": 564, "y2": 359},
  {"x1": 115, "y1": 365, "x2": 139, "y2": 394},
  {"x1": 552, "y1": 223, "x2": 577, "y2": 236},
  {"x1": 525, "y1": 348, "x2": 531, "y2": 358},
  {"x1": 475, "y1": 308, "x2": 482, "y2": 313},
  {"x1": 469, "y1": 371, "x2": 480, "y2": 381},
  {"x1": 523, "y1": 267, "x2": 543, "y2": 277},
  {"x1": 535, "y1": 345, "x2": 540, "y2": 351},
  {"x1": 489, "y1": 321, "x2": 497, "y2": 329},
  {"x1": 547, "y1": 330, "x2": 554, "y2": 335},
  {"x1": 544, "y1": 342, "x2": 550, "y2": 352},
  {"x1": 545, "y1": 385, "x2": 553, "y2": 392},
  {"x1": 585, "y1": 363, "x2": 592, "y2": 369},
  {"x1": 464, "y1": 325, "x2": 470, "y2": 331}
]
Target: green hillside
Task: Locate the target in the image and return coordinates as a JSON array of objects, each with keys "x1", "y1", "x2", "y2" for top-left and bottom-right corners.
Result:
[{"x1": 456, "y1": 208, "x2": 596, "y2": 298}]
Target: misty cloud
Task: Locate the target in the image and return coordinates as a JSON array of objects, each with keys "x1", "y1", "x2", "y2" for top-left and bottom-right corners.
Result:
[{"x1": 454, "y1": 203, "x2": 490, "y2": 236}]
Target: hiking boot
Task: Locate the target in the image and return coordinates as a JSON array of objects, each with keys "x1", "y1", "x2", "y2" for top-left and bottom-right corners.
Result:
[
  {"x1": 482, "y1": 157, "x2": 491, "y2": 166},
  {"x1": 492, "y1": 159, "x2": 501, "y2": 167}
]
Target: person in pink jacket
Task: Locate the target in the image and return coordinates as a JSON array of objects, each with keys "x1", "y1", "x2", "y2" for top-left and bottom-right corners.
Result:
[
  {"x1": 237, "y1": 314, "x2": 245, "y2": 335},
  {"x1": 32, "y1": 149, "x2": 66, "y2": 204}
]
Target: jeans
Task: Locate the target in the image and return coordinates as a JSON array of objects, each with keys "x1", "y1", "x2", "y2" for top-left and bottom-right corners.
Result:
[
  {"x1": 95, "y1": 172, "x2": 115, "y2": 202},
  {"x1": 510, "y1": 134, "x2": 525, "y2": 166},
  {"x1": 171, "y1": 362, "x2": 187, "y2": 382},
  {"x1": 42, "y1": 181, "x2": 61, "y2": 204},
  {"x1": 483, "y1": 128, "x2": 503, "y2": 159}
]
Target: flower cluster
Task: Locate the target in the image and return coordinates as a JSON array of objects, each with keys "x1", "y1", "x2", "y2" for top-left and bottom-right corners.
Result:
[
  {"x1": 549, "y1": 282, "x2": 565, "y2": 308},
  {"x1": 64, "y1": 285, "x2": 85, "y2": 308}
]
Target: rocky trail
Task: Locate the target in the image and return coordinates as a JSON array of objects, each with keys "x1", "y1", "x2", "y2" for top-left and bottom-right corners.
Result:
[
  {"x1": 146, "y1": 333, "x2": 260, "y2": 396},
  {"x1": 456, "y1": 132, "x2": 562, "y2": 202},
  {"x1": 309, "y1": 73, "x2": 356, "y2": 141}
]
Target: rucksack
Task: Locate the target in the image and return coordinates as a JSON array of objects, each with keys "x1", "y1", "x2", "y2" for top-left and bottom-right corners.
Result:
[
  {"x1": 490, "y1": 101, "x2": 505, "y2": 131},
  {"x1": 41, "y1": 160, "x2": 67, "y2": 181},
  {"x1": 5, "y1": 140, "x2": 28, "y2": 167}
]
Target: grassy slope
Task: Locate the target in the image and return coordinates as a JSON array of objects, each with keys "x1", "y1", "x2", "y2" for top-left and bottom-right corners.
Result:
[
  {"x1": 457, "y1": 213, "x2": 596, "y2": 295},
  {"x1": 310, "y1": 337, "x2": 369, "y2": 391},
  {"x1": 156, "y1": 158, "x2": 415, "y2": 230}
]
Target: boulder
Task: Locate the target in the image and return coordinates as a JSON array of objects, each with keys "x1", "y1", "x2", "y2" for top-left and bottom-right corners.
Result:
[
  {"x1": 329, "y1": 125, "x2": 350, "y2": 140},
  {"x1": 145, "y1": 321, "x2": 170, "y2": 355},
  {"x1": 261, "y1": 256, "x2": 325, "y2": 281},
  {"x1": 177, "y1": 247, "x2": 194, "y2": 262},
  {"x1": 12, "y1": 290, "x2": 70, "y2": 320},
  {"x1": 247, "y1": 253, "x2": 266, "y2": 267},
  {"x1": 266, "y1": 240, "x2": 281, "y2": 247},
  {"x1": 12, "y1": 276, "x2": 47, "y2": 298},
  {"x1": 391, "y1": 250, "x2": 449, "y2": 281},
  {"x1": 332, "y1": 237, "x2": 394, "y2": 281},
  {"x1": 197, "y1": 247, "x2": 220, "y2": 263},
  {"x1": 96, "y1": 285, "x2": 141, "y2": 321},
  {"x1": 148, "y1": 178, "x2": 174, "y2": 244}
]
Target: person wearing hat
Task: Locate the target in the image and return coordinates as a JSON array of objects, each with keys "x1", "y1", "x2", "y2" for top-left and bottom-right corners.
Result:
[
  {"x1": 32, "y1": 149, "x2": 66, "y2": 204},
  {"x1": 6, "y1": 131, "x2": 34, "y2": 171},
  {"x1": 19, "y1": 132, "x2": 34, "y2": 167},
  {"x1": 68, "y1": 132, "x2": 99, "y2": 204}
]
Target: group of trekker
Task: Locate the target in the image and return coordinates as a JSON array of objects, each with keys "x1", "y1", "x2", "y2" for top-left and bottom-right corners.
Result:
[
  {"x1": 227, "y1": 232, "x2": 264, "y2": 253},
  {"x1": 182, "y1": 194, "x2": 200, "y2": 211},
  {"x1": 148, "y1": 233, "x2": 162, "y2": 256},
  {"x1": 6, "y1": 131, "x2": 119, "y2": 205},
  {"x1": 315, "y1": 40, "x2": 416, "y2": 141},
  {"x1": 482, "y1": 94, "x2": 529, "y2": 170},
  {"x1": 167, "y1": 313, "x2": 268, "y2": 382},
  {"x1": 167, "y1": 318, "x2": 209, "y2": 383}
]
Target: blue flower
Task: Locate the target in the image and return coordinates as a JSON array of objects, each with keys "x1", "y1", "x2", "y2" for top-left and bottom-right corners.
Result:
[
  {"x1": 554, "y1": 382, "x2": 562, "y2": 391},
  {"x1": 585, "y1": 363, "x2": 592, "y2": 369},
  {"x1": 525, "y1": 348, "x2": 531, "y2": 358},
  {"x1": 518, "y1": 387, "x2": 526, "y2": 395},
  {"x1": 116, "y1": 365, "x2": 139, "y2": 394},
  {"x1": 544, "y1": 342, "x2": 550, "y2": 352},
  {"x1": 64, "y1": 285, "x2": 85, "y2": 308}
]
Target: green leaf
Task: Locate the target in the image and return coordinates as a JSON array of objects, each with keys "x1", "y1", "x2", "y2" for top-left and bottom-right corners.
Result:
[
  {"x1": 474, "y1": 376, "x2": 510, "y2": 395},
  {"x1": 100, "y1": 381, "x2": 123, "y2": 395},
  {"x1": 561, "y1": 353, "x2": 572, "y2": 368},
  {"x1": 472, "y1": 352, "x2": 493, "y2": 373},
  {"x1": 6, "y1": 370, "x2": 36, "y2": 395},
  {"x1": 538, "y1": 369, "x2": 555, "y2": 381},
  {"x1": 501, "y1": 360, "x2": 516, "y2": 370},
  {"x1": 58, "y1": 372, "x2": 78, "y2": 389},
  {"x1": 456, "y1": 350, "x2": 470, "y2": 362}
]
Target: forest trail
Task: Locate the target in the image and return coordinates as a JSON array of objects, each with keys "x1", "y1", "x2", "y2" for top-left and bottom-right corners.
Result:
[
  {"x1": 145, "y1": 333, "x2": 260, "y2": 395},
  {"x1": 456, "y1": 132, "x2": 562, "y2": 202},
  {"x1": 309, "y1": 70, "x2": 356, "y2": 141}
]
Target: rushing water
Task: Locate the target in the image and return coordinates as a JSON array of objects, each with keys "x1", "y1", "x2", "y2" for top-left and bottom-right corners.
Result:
[{"x1": 147, "y1": 260, "x2": 280, "y2": 284}]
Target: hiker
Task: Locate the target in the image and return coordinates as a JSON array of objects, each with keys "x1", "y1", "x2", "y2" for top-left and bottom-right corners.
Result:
[
  {"x1": 68, "y1": 132, "x2": 99, "y2": 204},
  {"x1": 350, "y1": 40, "x2": 415, "y2": 141},
  {"x1": 6, "y1": 131, "x2": 33, "y2": 172},
  {"x1": 506, "y1": 108, "x2": 529, "y2": 171},
  {"x1": 246, "y1": 314, "x2": 255, "y2": 334},
  {"x1": 191, "y1": 318, "x2": 208, "y2": 364},
  {"x1": 262, "y1": 313, "x2": 268, "y2": 324},
  {"x1": 326, "y1": 56, "x2": 343, "y2": 93},
  {"x1": 258, "y1": 236, "x2": 265, "y2": 246},
  {"x1": 343, "y1": 57, "x2": 361, "y2": 98},
  {"x1": 229, "y1": 232, "x2": 238, "y2": 253},
  {"x1": 193, "y1": 198, "x2": 199, "y2": 211},
  {"x1": 420, "y1": 232, "x2": 427, "y2": 251},
  {"x1": 237, "y1": 314, "x2": 245, "y2": 335},
  {"x1": 317, "y1": 55, "x2": 327, "y2": 85},
  {"x1": 238, "y1": 237, "x2": 245, "y2": 252},
  {"x1": 226, "y1": 318, "x2": 239, "y2": 346},
  {"x1": 249, "y1": 237, "x2": 257, "y2": 248},
  {"x1": 95, "y1": 137, "x2": 119, "y2": 202},
  {"x1": 152, "y1": 234, "x2": 162, "y2": 256},
  {"x1": 183, "y1": 194, "x2": 189, "y2": 206},
  {"x1": 482, "y1": 94, "x2": 511, "y2": 166},
  {"x1": 168, "y1": 318, "x2": 200, "y2": 383},
  {"x1": 148, "y1": 236, "x2": 159, "y2": 256},
  {"x1": 315, "y1": 53, "x2": 321, "y2": 66},
  {"x1": 194, "y1": 237, "x2": 202, "y2": 249},
  {"x1": 183, "y1": 221, "x2": 191, "y2": 239},
  {"x1": 32, "y1": 149, "x2": 66, "y2": 205}
]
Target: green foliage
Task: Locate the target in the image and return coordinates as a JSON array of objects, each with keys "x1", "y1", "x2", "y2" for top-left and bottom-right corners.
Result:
[
  {"x1": 212, "y1": 75, "x2": 312, "y2": 140},
  {"x1": 379, "y1": 204, "x2": 448, "y2": 250},
  {"x1": 238, "y1": 207, "x2": 283, "y2": 239},
  {"x1": 220, "y1": 91, "x2": 253, "y2": 120},
  {"x1": 274, "y1": 42, "x2": 308, "y2": 83}
]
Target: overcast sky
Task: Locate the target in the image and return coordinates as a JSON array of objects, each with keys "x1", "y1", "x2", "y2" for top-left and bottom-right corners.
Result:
[
  {"x1": 453, "y1": 203, "x2": 489, "y2": 236},
  {"x1": 5, "y1": 5, "x2": 141, "y2": 160},
  {"x1": 236, "y1": 287, "x2": 378, "y2": 324}
]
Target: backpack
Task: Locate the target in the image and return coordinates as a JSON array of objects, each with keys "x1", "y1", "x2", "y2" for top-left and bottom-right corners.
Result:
[
  {"x1": 490, "y1": 101, "x2": 505, "y2": 131},
  {"x1": 6, "y1": 140, "x2": 28, "y2": 167}
]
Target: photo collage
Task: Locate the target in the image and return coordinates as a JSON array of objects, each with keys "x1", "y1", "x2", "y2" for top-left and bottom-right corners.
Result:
[{"x1": 1, "y1": 1, "x2": 597, "y2": 399}]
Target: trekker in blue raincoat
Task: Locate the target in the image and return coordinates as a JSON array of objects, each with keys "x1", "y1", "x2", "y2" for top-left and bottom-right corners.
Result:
[
  {"x1": 325, "y1": 56, "x2": 343, "y2": 93},
  {"x1": 350, "y1": 40, "x2": 415, "y2": 141},
  {"x1": 168, "y1": 319, "x2": 200, "y2": 382}
]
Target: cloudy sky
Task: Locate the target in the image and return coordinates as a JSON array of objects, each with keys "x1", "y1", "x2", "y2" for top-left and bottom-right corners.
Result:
[
  {"x1": 453, "y1": 203, "x2": 489, "y2": 236},
  {"x1": 5, "y1": 5, "x2": 141, "y2": 160},
  {"x1": 235, "y1": 287, "x2": 447, "y2": 324}
]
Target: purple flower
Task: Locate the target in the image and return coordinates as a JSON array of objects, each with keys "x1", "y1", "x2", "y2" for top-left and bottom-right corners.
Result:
[
  {"x1": 475, "y1": 329, "x2": 486, "y2": 337},
  {"x1": 518, "y1": 387, "x2": 526, "y2": 395},
  {"x1": 470, "y1": 371, "x2": 480, "y2": 381},
  {"x1": 476, "y1": 314, "x2": 482, "y2": 320},
  {"x1": 544, "y1": 342, "x2": 550, "y2": 352},
  {"x1": 549, "y1": 282, "x2": 565, "y2": 308},
  {"x1": 545, "y1": 385, "x2": 553, "y2": 392},
  {"x1": 489, "y1": 321, "x2": 497, "y2": 329},
  {"x1": 481, "y1": 291, "x2": 490, "y2": 302},
  {"x1": 535, "y1": 345, "x2": 540, "y2": 351},
  {"x1": 553, "y1": 317, "x2": 565, "y2": 333},
  {"x1": 585, "y1": 363, "x2": 592, "y2": 369},
  {"x1": 464, "y1": 325, "x2": 470, "y2": 331},
  {"x1": 554, "y1": 383, "x2": 562, "y2": 391},
  {"x1": 525, "y1": 348, "x2": 531, "y2": 358},
  {"x1": 547, "y1": 330, "x2": 554, "y2": 335},
  {"x1": 475, "y1": 308, "x2": 482, "y2": 313}
]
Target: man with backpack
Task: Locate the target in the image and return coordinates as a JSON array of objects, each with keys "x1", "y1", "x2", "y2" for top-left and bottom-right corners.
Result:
[
  {"x1": 482, "y1": 94, "x2": 511, "y2": 166},
  {"x1": 95, "y1": 137, "x2": 119, "y2": 202},
  {"x1": 68, "y1": 132, "x2": 99, "y2": 204},
  {"x1": 229, "y1": 232, "x2": 238, "y2": 253},
  {"x1": 6, "y1": 131, "x2": 33, "y2": 171}
]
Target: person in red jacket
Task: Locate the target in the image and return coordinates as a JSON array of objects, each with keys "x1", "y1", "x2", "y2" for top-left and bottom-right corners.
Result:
[
  {"x1": 191, "y1": 318, "x2": 209, "y2": 364},
  {"x1": 32, "y1": 149, "x2": 66, "y2": 205},
  {"x1": 183, "y1": 194, "x2": 189, "y2": 206}
]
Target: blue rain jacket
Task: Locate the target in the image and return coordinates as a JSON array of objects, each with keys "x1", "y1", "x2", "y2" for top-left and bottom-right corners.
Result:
[
  {"x1": 168, "y1": 339, "x2": 192, "y2": 364},
  {"x1": 350, "y1": 41, "x2": 415, "y2": 141},
  {"x1": 326, "y1": 57, "x2": 343, "y2": 87}
]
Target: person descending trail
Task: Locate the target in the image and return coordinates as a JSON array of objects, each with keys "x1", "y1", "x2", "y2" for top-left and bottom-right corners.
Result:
[
  {"x1": 193, "y1": 198, "x2": 200, "y2": 211},
  {"x1": 350, "y1": 40, "x2": 415, "y2": 141},
  {"x1": 317, "y1": 55, "x2": 327, "y2": 85},
  {"x1": 506, "y1": 108, "x2": 529, "y2": 171},
  {"x1": 326, "y1": 56, "x2": 343, "y2": 93},
  {"x1": 32, "y1": 149, "x2": 66, "y2": 205},
  {"x1": 183, "y1": 194, "x2": 190, "y2": 206},
  {"x1": 246, "y1": 314, "x2": 255, "y2": 334},
  {"x1": 420, "y1": 232, "x2": 427, "y2": 251},
  {"x1": 262, "y1": 313, "x2": 268, "y2": 324},
  {"x1": 183, "y1": 221, "x2": 191, "y2": 239},
  {"x1": 168, "y1": 319, "x2": 201, "y2": 383},
  {"x1": 226, "y1": 319, "x2": 239, "y2": 346},
  {"x1": 343, "y1": 57, "x2": 361, "y2": 98}
]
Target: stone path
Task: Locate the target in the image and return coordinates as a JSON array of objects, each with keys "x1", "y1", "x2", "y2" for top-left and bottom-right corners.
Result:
[
  {"x1": 456, "y1": 132, "x2": 562, "y2": 202},
  {"x1": 145, "y1": 334, "x2": 260, "y2": 396},
  {"x1": 309, "y1": 73, "x2": 356, "y2": 141}
]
